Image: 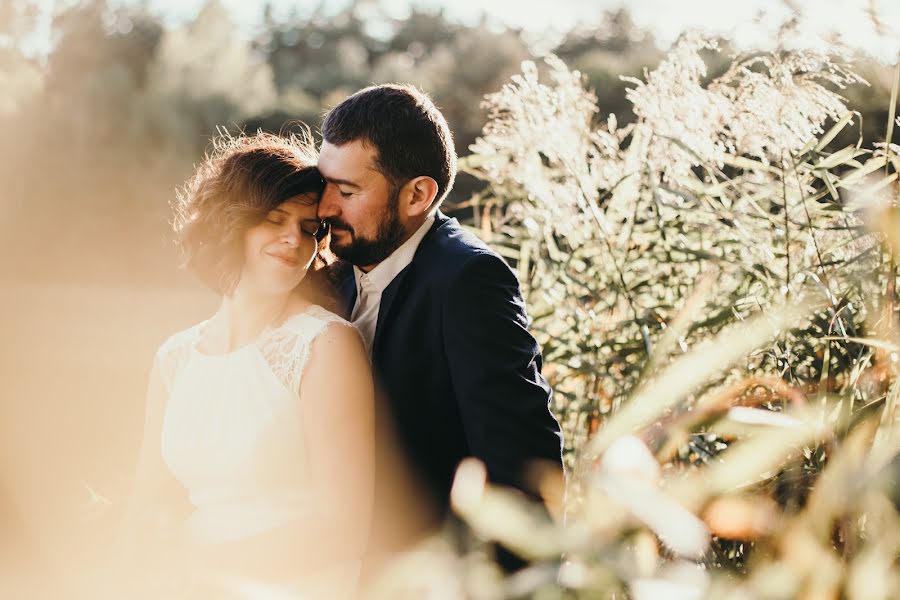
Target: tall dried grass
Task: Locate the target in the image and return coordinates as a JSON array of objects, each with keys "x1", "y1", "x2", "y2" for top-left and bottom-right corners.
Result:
[{"x1": 408, "y1": 39, "x2": 900, "y2": 598}]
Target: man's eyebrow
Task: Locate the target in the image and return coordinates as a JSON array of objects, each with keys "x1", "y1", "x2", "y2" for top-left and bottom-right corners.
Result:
[{"x1": 322, "y1": 176, "x2": 362, "y2": 189}]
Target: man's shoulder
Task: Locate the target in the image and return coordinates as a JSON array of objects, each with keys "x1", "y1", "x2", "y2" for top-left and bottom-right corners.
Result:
[
  {"x1": 407, "y1": 217, "x2": 524, "y2": 311},
  {"x1": 417, "y1": 214, "x2": 501, "y2": 273}
]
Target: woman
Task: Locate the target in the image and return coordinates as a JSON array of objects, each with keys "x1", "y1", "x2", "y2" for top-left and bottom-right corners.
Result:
[{"x1": 117, "y1": 130, "x2": 374, "y2": 599}]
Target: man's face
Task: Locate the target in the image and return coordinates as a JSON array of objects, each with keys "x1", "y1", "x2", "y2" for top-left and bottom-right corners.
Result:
[{"x1": 317, "y1": 139, "x2": 406, "y2": 270}]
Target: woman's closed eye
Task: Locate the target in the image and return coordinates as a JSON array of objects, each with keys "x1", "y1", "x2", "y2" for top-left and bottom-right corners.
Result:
[
  {"x1": 300, "y1": 220, "x2": 324, "y2": 237},
  {"x1": 264, "y1": 214, "x2": 319, "y2": 237},
  {"x1": 265, "y1": 209, "x2": 287, "y2": 225}
]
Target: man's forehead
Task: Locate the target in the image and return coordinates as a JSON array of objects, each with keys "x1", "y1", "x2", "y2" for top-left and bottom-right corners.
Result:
[{"x1": 319, "y1": 139, "x2": 380, "y2": 173}]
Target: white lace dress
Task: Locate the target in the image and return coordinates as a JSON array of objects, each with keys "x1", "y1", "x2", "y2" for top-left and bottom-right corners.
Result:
[{"x1": 154, "y1": 304, "x2": 359, "y2": 597}]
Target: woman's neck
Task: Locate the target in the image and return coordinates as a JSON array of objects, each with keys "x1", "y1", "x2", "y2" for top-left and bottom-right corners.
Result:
[{"x1": 210, "y1": 287, "x2": 292, "y2": 353}]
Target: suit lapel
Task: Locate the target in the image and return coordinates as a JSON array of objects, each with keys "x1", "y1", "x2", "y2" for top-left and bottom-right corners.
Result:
[
  {"x1": 371, "y1": 264, "x2": 412, "y2": 358},
  {"x1": 371, "y1": 213, "x2": 450, "y2": 359},
  {"x1": 338, "y1": 266, "x2": 357, "y2": 320}
]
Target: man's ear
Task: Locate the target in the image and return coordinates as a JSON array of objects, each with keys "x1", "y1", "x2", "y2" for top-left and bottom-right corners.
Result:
[{"x1": 401, "y1": 176, "x2": 439, "y2": 218}]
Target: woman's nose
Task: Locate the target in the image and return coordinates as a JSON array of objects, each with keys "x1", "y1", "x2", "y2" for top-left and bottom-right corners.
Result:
[{"x1": 281, "y1": 225, "x2": 302, "y2": 247}]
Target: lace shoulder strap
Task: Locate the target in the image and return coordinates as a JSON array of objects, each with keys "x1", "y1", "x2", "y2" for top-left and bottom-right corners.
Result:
[
  {"x1": 258, "y1": 306, "x2": 352, "y2": 395},
  {"x1": 154, "y1": 321, "x2": 205, "y2": 394}
]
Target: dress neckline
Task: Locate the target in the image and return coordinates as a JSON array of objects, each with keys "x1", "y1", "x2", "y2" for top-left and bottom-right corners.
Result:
[{"x1": 192, "y1": 303, "x2": 320, "y2": 358}]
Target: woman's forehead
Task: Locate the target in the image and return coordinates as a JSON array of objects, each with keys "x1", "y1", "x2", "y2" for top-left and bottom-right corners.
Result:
[{"x1": 278, "y1": 193, "x2": 319, "y2": 213}]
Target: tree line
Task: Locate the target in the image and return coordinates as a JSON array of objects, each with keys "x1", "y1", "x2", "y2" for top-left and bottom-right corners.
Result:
[{"x1": 0, "y1": 0, "x2": 894, "y2": 284}]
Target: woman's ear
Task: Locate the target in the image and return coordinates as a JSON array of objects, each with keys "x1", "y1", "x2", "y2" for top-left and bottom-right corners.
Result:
[{"x1": 402, "y1": 176, "x2": 439, "y2": 218}]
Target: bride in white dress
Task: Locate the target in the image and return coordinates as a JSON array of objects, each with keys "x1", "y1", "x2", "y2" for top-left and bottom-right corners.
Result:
[{"x1": 117, "y1": 131, "x2": 374, "y2": 599}]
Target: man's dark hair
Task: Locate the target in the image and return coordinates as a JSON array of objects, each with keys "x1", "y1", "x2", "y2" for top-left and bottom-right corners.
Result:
[{"x1": 321, "y1": 83, "x2": 457, "y2": 208}]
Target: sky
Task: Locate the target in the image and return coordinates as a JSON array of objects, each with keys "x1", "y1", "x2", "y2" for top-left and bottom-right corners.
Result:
[{"x1": 21, "y1": 0, "x2": 900, "y2": 62}]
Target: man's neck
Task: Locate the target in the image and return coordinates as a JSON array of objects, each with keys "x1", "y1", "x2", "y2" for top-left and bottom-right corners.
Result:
[{"x1": 357, "y1": 214, "x2": 432, "y2": 273}]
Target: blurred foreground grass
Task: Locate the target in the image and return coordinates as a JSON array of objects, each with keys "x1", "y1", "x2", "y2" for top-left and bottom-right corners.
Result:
[{"x1": 0, "y1": 281, "x2": 215, "y2": 595}]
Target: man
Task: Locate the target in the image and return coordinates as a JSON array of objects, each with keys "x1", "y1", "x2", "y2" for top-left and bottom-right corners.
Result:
[{"x1": 316, "y1": 84, "x2": 563, "y2": 566}]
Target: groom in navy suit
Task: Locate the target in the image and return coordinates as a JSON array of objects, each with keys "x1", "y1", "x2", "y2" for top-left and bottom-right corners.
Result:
[{"x1": 317, "y1": 84, "x2": 563, "y2": 568}]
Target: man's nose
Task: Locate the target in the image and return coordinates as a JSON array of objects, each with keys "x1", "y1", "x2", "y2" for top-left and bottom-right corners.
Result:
[{"x1": 317, "y1": 185, "x2": 340, "y2": 219}]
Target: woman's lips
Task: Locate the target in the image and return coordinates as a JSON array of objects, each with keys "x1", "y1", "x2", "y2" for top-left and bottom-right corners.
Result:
[{"x1": 266, "y1": 252, "x2": 301, "y2": 267}]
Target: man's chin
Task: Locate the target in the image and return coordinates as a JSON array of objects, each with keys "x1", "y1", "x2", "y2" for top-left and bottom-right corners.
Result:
[
  {"x1": 332, "y1": 244, "x2": 372, "y2": 266},
  {"x1": 331, "y1": 244, "x2": 360, "y2": 265},
  {"x1": 329, "y1": 231, "x2": 351, "y2": 251}
]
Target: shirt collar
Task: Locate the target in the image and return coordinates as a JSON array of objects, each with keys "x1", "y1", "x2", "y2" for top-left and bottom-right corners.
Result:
[{"x1": 353, "y1": 214, "x2": 435, "y2": 294}]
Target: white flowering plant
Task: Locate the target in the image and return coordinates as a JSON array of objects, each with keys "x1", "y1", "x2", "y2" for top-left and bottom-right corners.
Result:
[{"x1": 439, "y1": 39, "x2": 900, "y2": 599}]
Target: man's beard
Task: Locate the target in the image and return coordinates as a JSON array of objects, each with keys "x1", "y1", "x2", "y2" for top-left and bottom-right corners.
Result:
[{"x1": 326, "y1": 190, "x2": 406, "y2": 267}]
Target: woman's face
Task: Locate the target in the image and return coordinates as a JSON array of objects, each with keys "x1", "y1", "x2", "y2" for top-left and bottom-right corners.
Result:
[{"x1": 239, "y1": 193, "x2": 322, "y2": 296}]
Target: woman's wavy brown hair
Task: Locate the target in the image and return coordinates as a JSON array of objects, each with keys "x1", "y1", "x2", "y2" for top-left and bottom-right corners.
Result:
[{"x1": 172, "y1": 129, "x2": 334, "y2": 301}]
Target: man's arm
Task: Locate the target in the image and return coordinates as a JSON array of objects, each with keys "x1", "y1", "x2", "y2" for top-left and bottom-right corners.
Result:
[{"x1": 442, "y1": 251, "x2": 564, "y2": 492}]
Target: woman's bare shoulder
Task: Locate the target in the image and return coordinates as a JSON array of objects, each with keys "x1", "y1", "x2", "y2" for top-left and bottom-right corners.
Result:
[
  {"x1": 156, "y1": 320, "x2": 206, "y2": 357},
  {"x1": 280, "y1": 304, "x2": 357, "y2": 338}
]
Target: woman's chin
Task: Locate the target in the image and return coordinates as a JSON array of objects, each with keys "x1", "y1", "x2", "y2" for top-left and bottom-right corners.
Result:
[{"x1": 242, "y1": 272, "x2": 308, "y2": 298}]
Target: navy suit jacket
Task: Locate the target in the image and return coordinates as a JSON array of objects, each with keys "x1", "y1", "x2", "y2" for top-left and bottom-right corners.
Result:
[{"x1": 339, "y1": 211, "x2": 563, "y2": 511}]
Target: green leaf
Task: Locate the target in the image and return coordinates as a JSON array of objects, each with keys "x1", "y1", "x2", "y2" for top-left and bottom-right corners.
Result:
[
  {"x1": 814, "y1": 146, "x2": 864, "y2": 171},
  {"x1": 815, "y1": 111, "x2": 857, "y2": 152}
]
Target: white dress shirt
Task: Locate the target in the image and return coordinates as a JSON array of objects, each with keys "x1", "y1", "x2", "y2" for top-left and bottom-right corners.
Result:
[{"x1": 351, "y1": 215, "x2": 435, "y2": 357}]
